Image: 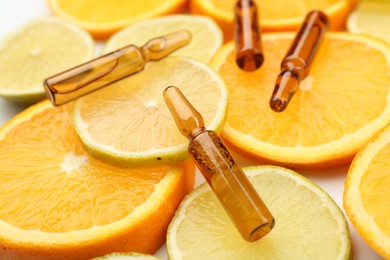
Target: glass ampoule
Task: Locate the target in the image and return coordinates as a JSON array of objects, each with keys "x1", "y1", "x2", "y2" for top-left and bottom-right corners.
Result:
[
  {"x1": 163, "y1": 86, "x2": 274, "y2": 242},
  {"x1": 234, "y1": 0, "x2": 264, "y2": 71},
  {"x1": 44, "y1": 30, "x2": 191, "y2": 106},
  {"x1": 269, "y1": 10, "x2": 329, "y2": 112}
]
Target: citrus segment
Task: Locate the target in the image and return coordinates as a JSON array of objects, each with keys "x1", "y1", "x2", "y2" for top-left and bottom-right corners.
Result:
[
  {"x1": 347, "y1": 0, "x2": 390, "y2": 44},
  {"x1": 344, "y1": 124, "x2": 390, "y2": 258},
  {"x1": 167, "y1": 165, "x2": 351, "y2": 259},
  {"x1": 0, "y1": 100, "x2": 195, "y2": 259},
  {"x1": 0, "y1": 16, "x2": 94, "y2": 104},
  {"x1": 73, "y1": 57, "x2": 228, "y2": 166},
  {"x1": 211, "y1": 33, "x2": 390, "y2": 169},
  {"x1": 104, "y1": 15, "x2": 223, "y2": 64},
  {"x1": 190, "y1": 0, "x2": 354, "y2": 41},
  {"x1": 47, "y1": 0, "x2": 188, "y2": 40}
]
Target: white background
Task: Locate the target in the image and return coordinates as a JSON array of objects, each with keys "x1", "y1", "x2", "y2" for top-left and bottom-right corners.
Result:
[{"x1": 0, "y1": 0, "x2": 384, "y2": 259}]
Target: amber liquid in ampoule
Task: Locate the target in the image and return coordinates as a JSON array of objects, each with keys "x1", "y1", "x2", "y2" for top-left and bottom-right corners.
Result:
[
  {"x1": 189, "y1": 131, "x2": 274, "y2": 241},
  {"x1": 234, "y1": 0, "x2": 264, "y2": 71},
  {"x1": 270, "y1": 10, "x2": 329, "y2": 112},
  {"x1": 44, "y1": 30, "x2": 191, "y2": 106},
  {"x1": 44, "y1": 46, "x2": 145, "y2": 105},
  {"x1": 163, "y1": 86, "x2": 274, "y2": 242}
]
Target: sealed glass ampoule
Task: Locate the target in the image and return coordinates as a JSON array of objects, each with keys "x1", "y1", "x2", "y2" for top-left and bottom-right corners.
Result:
[
  {"x1": 44, "y1": 30, "x2": 191, "y2": 106},
  {"x1": 270, "y1": 10, "x2": 329, "y2": 112},
  {"x1": 163, "y1": 86, "x2": 274, "y2": 242}
]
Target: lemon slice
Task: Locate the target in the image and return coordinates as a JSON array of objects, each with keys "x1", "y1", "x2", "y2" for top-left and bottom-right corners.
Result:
[
  {"x1": 167, "y1": 165, "x2": 351, "y2": 259},
  {"x1": 0, "y1": 16, "x2": 95, "y2": 104},
  {"x1": 347, "y1": 0, "x2": 390, "y2": 44},
  {"x1": 73, "y1": 57, "x2": 227, "y2": 166},
  {"x1": 103, "y1": 15, "x2": 223, "y2": 64}
]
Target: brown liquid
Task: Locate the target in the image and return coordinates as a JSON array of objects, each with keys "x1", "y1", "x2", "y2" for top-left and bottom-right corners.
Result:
[
  {"x1": 44, "y1": 30, "x2": 191, "y2": 106},
  {"x1": 163, "y1": 86, "x2": 274, "y2": 242},
  {"x1": 189, "y1": 131, "x2": 274, "y2": 242},
  {"x1": 234, "y1": 0, "x2": 263, "y2": 71},
  {"x1": 44, "y1": 46, "x2": 145, "y2": 106},
  {"x1": 270, "y1": 10, "x2": 329, "y2": 112}
]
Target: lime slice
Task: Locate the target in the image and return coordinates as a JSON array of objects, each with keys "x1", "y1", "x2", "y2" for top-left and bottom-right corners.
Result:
[
  {"x1": 73, "y1": 57, "x2": 227, "y2": 166},
  {"x1": 347, "y1": 0, "x2": 390, "y2": 44},
  {"x1": 167, "y1": 165, "x2": 351, "y2": 259},
  {"x1": 0, "y1": 16, "x2": 95, "y2": 104},
  {"x1": 103, "y1": 15, "x2": 223, "y2": 63}
]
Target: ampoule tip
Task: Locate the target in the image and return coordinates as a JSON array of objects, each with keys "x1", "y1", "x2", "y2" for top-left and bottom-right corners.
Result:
[
  {"x1": 270, "y1": 70, "x2": 300, "y2": 112},
  {"x1": 163, "y1": 86, "x2": 204, "y2": 138}
]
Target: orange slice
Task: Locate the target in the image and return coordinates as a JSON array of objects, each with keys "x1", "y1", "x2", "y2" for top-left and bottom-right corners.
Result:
[
  {"x1": 190, "y1": 0, "x2": 355, "y2": 41},
  {"x1": 46, "y1": 0, "x2": 188, "y2": 40},
  {"x1": 344, "y1": 123, "x2": 390, "y2": 258},
  {"x1": 211, "y1": 32, "x2": 390, "y2": 169},
  {"x1": 0, "y1": 101, "x2": 195, "y2": 259}
]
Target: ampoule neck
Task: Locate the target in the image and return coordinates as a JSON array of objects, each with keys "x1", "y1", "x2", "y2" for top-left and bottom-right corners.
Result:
[
  {"x1": 140, "y1": 30, "x2": 191, "y2": 61},
  {"x1": 188, "y1": 127, "x2": 207, "y2": 140}
]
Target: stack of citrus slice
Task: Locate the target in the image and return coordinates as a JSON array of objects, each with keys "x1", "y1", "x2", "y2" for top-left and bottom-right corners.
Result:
[
  {"x1": 190, "y1": 0, "x2": 354, "y2": 41},
  {"x1": 47, "y1": 0, "x2": 188, "y2": 39},
  {"x1": 211, "y1": 32, "x2": 390, "y2": 169},
  {"x1": 0, "y1": 101, "x2": 195, "y2": 259},
  {"x1": 0, "y1": 14, "x2": 230, "y2": 259},
  {"x1": 0, "y1": 16, "x2": 94, "y2": 104}
]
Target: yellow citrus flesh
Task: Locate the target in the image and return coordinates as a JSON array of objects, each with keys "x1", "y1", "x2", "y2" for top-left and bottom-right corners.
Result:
[
  {"x1": 347, "y1": 0, "x2": 390, "y2": 44},
  {"x1": 0, "y1": 100, "x2": 195, "y2": 259},
  {"x1": 167, "y1": 165, "x2": 351, "y2": 259},
  {"x1": 0, "y1": 16, "x2": 94, "y2": 104},
  {"x1": 47, "y1": 0, "x2": 188, "y2": 40},
  {"x1": 344, "y1": 124, "x2": 390, "y2": 258},
  {"x1": 103, "y1": 15, "x2": 223, "y2": 64},
  {"x1": 190, "y1": 0, "x2": 354, "y2": 41},
  {"x1": 211, "y1": 33, "x2": 390, "y2": 169},
  {"x1": 73, "y1": 57, "x2": 228, "y2": 166}
]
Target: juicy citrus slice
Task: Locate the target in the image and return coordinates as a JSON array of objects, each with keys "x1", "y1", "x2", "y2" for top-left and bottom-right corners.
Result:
[
  {"x1": 347, "y1": 0, "x2": 390, "y2": 44},
  {"x1": 0, "y1": 100, "x2": 195, "y2": 259},
  {"x1": 344, "y1": 124, "x2": 390, "y2": 258},
  {"x1": 47, "y1": 0, "x2": 187, "y2": 40},
  {"x1": 73, "y1": 57, "x2": 228, "y2": 166},
  {"x1": 0, "y1": 16, "x2": 94, "y2": 104},
  {"x1": 94, "y1": 252, "x2": 161, "y2": 260},
  {"x1": 167, "y1": 165, "x2": 351, "y2": 259},
  {"x1": 103, "y1": 15, "x2": 223, "y2": 64},
  {"x1": 210, "y1": 32, "x2": 390, "y2": 169},
  {"x1": 190, "y1": 0, "x2": 354, "y2": 41}
]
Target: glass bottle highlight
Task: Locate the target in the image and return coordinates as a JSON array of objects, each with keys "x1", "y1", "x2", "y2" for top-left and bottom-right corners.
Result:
[
  {"x1": 163, "y1": 86, "x2": 274, "y2": 242},
  {"x1": 44, "y1": 30, "x2": 191, "y2": 106},
  {"x1": 269, "y1": 10, "x2": 329, "y2": 112},
  {"x1": 234, "y1": 0, "x2": 264, "y2": 71}
]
